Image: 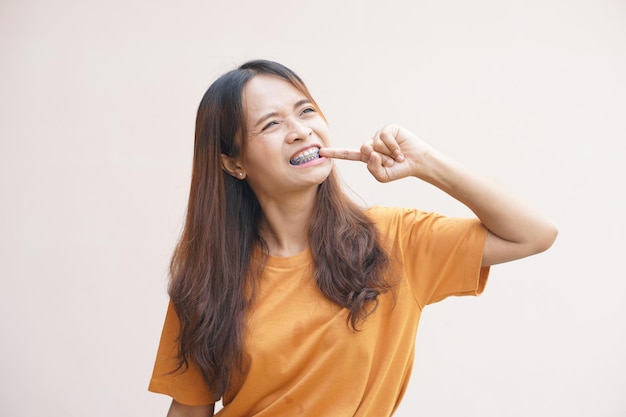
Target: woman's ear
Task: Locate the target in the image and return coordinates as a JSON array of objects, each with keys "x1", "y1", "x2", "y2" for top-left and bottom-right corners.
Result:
[{"x1": 220, "y1": 154, "x2": 246, "y2": 180}]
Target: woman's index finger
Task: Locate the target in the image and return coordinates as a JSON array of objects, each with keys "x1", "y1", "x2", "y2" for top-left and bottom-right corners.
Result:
[{"x1": 319, "y1": 147, "x2": 363, "y2": 162}]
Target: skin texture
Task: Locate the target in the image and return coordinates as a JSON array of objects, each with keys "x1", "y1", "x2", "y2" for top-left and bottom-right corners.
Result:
[{"x1": 166, "y1": 76, "x2": 558, "y2": 416}]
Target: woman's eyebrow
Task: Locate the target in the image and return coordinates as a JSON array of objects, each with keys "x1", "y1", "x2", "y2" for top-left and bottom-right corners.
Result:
[
  {"x1": 293, "y1": 98, "x2": 311, "y2": 108},
  {"x1": 254, "y1": 111, "x2": 279, "y2": 128}
]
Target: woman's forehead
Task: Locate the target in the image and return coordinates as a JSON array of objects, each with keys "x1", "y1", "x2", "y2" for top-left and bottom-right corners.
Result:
[{"x1": 243, "y1": 74, "x2": 308, "y2": 113}]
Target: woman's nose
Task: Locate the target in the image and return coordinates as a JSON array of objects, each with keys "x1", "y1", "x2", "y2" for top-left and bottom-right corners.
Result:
[{"x1": 286, "y1": 121, "x2": 312, "y2": 142}]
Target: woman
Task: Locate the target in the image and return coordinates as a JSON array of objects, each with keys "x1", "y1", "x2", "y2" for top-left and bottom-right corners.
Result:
[{"x1": 149, "y1": 59, "x2": 557, "y2": 417}]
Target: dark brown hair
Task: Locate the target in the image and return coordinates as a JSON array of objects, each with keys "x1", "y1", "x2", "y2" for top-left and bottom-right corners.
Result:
[{"x1": 168, "y1": 59, "x2": 391, "y2": 396}]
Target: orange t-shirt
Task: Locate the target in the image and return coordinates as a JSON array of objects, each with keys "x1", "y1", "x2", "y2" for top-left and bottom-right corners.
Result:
[{"x1": 149, "y1": 206, "x2": 489, "y2": 416}]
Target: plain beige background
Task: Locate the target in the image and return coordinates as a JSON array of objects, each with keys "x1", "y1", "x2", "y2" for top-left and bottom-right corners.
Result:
[{"x1": 1, "y1": 0, "x2": 625, "y2": 416}]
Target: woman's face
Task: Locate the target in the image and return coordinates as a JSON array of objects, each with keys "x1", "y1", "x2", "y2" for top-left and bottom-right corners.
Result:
[{"x1": 236, "y1": 74, "x2": 332, "y2": 202}]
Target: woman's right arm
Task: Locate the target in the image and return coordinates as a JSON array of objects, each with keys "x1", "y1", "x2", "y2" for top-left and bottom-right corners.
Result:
[{"x1": 167, "y1": 399, "x2": 215, "y2": 417}]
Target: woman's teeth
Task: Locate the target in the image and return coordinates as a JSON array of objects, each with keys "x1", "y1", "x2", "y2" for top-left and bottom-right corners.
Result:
[{"x1": 290, "y1": 148, "x2": 320, "y2": 166}]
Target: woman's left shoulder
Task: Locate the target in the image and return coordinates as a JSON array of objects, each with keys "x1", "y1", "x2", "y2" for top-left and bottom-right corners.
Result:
[{"x1": 365, "y1": 205, "x2": 429, "y2": 223}]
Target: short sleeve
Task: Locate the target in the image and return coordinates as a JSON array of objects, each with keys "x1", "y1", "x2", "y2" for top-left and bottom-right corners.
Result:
[
  {"x1": 148, "y1": 301, "x2": 220, "y2": 405},
  {"x1": 370, "y1": 207, "x2": 490, "y2": 310}
]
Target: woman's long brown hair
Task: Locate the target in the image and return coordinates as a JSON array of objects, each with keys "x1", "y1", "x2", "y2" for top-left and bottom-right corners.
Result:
[{"x1": 168, "y1": 60, "x2": 391, "y2": 396}]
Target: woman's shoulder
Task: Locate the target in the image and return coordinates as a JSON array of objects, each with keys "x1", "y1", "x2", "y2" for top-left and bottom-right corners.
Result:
[
  {"x1": 364, "y1": 206, "x2": 454, "y2": 241},
  {"x1": 364, "y1": 206, "x2": 417, "y2": 236},
  {"x1": 365, "y1": 205, "x2": 429, "y2": 223}
]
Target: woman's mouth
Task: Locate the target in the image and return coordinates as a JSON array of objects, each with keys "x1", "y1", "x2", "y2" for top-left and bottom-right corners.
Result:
[{"x1": 290, "y1": 148, "x2": 320, "y2": 166}]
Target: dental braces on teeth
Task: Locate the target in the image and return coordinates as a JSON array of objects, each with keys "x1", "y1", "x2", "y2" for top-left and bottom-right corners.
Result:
[{"x1": 290, "y1": 148, "x2": 320, "y2": 165}]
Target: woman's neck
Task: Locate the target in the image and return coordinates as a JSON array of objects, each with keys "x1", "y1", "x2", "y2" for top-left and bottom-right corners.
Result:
[{"x1": 257, "y1": 190, "x2": 317, "y2": 257}]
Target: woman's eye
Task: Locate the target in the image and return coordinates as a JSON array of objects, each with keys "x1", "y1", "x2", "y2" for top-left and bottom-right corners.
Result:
[
  {"x1": 262, "y1": 121, "x2": 278, "y2": 131},
  {"x1": 301, "y1": 107, "x2": 316, "y2": 115}
]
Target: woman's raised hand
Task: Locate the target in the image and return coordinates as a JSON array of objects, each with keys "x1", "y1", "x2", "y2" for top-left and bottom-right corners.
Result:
[{"x1": 319, "y1": 124, "x2": 435, "y2": 183}]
